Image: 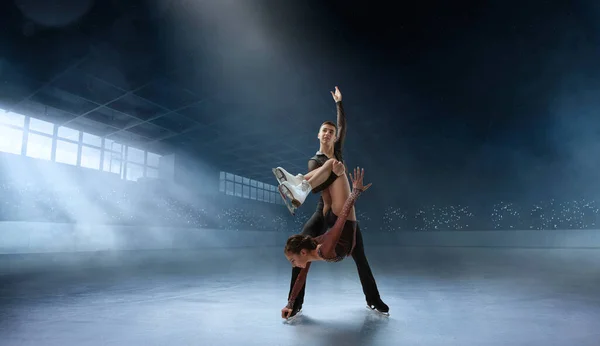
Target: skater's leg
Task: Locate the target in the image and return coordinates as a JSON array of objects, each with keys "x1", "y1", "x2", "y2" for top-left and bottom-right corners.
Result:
[
  {"x1": 277, "y1": 159, "x2": 338, "y2": 191},
  {"x1": 351, "y1": 224, "x2": 389, "y2": 313},
  {"x1": 288, "y1": 266, "x2": 304, "y2": 311},
  {"x1": 278, "y1": 159, "x2": 341, "y2": 208},
  {"x1": 302, "y1": 158, "x2": 337, "y2": 186},
  {"x1": 328, "y1": 169, "x2": 356, "y2": 221}
]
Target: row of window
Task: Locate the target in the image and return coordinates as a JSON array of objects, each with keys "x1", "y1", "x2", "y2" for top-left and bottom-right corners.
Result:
[
  {"x1": 0, "y1": 110, "x2": 161, "y2": 181},
  {"x1": 219, "y1": 172, "x2": 284, "y2": 205},
  {"x1": 1, "y1": 111, "x2": 290, "y2": 200}
]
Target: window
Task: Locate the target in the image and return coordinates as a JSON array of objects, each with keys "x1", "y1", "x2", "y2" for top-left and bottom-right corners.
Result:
[
  {"x1": 257, "y1": 189, "x2": 264, "y2": 201},
  {"x1": 104, "y1": 139, "x2": 122, "y2": 153},
  {"x1": 58, "y1": 126, "x2": 79, "y2": 141},
  {"x1": 106, "y1": 158, "x2": 122, "y2": 174},
  {"x1": 0, "y1": 111, "x2": 25, "y2": 127},
  {"x1": 127, "y1": 146, "x2": 145, "y2": 164},
  {"x1": 0, "y1": 126, "x2": 23, "y2": 154},
  {"x1": 0, "y1": 112, "x2": 158, "y2": 184},
  {"x1": 218, "y1": 171, "x2": 281, "y2": 204},
  {"x1": 82, "y1": 132, "x2": 102, "y2": 147},
  {"x1": 125, "y1": 162, "x2": 144, "y2": 181},
  {"x1": 26, "y1": 133, "x2": 52, "y2": 160},
  {"x1": 147, "y1": 152, "x2": 161, "y2": 167},
  {"x1": 81, "y1": 146, "x2": 101, "y2": 170},
  {"x1": 55, "y1": 140, "x2": 78, "y2": 166},
  {"x1": 146, "y1": 167, "x2": 159, "y2": 179},
  {"x1": 29, "y1": 118, "x2": 54, "y2": 134},
  {"x1": 103, "y1": 151, "x2": 122, "y2": 174}
]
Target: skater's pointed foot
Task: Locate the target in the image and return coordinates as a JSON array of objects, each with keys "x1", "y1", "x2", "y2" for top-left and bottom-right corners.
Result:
[
  {"x1": 290, "y1": 306, "x2": 302, "y2": 318},
  {"x1": 284, "y1": 307, "x2": 303, "y2": 323}
]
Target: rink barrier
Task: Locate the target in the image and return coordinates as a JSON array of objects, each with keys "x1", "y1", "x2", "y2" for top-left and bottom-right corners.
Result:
[
  {"x1": 1, "y1": 222, "x2": 599, "y2": 274},
  {"x1": 2, "y1": 221, "x2": 600, "y2": 255}
]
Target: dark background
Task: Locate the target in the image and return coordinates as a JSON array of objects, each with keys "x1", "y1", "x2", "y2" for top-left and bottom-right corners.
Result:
[{"x1": 1, "y1": 0, "x2": 600, "y2": 220}]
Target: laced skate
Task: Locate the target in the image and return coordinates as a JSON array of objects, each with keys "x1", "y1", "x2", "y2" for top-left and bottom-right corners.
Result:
[
  {"x1": 272, "y1": 167, "x2": 304, "y2": 186},
  {"x1": 279, "y1": 180, "x2": 311, "y2": 208}
]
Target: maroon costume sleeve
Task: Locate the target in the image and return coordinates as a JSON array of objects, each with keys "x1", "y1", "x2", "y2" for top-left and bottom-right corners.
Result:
[
  {"x1": 287, "y1": 262, "x2": 311, "y2": 309},
  {"x1": 318, "y1": 189, "x2": 361, "y2": 259}
]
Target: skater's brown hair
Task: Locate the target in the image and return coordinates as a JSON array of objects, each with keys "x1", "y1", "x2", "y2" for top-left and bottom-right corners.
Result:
[
  {"x1": 284, "y1": 234, "x2": 317, "y2": 254},
  {"x1": 321, "y1": 121, "x2": 337, "y2": 132}
]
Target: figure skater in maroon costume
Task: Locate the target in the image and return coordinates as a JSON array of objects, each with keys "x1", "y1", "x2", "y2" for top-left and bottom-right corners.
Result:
[{"x1": 281, "y1": 167, "x2": 387, "y2": 319}]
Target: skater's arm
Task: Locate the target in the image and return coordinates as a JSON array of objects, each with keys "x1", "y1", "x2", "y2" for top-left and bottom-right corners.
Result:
[
  {"x1": 287, "y1": 263, "x2": 311, "y2": 309},
  {"x1": 334, "y1": 101, "x2": 346, "y2": 150},
  {"x1": 330, "y1": 86, "x2": 346, "y2": 149},
  {"x1": 319, "y1": 168, "x2": 371, "y2": 258},
  {"x1": 319, "y1": 189, "x2": 362, "y2": 257}
]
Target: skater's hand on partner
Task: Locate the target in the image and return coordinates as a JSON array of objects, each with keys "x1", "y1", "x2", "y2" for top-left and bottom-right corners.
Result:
[
  {"x1": 330, "y1": 86, "x2": 342, "y2": 102},
  {"x1": 350, "y1": 167, "x2": 372, "y2": 192},
  {"x1": 332, "y1": 160, "x2": 345, "y2": 176},
  {"x1": 281, "y1": 307, "x2": 293, "y2": 319}
]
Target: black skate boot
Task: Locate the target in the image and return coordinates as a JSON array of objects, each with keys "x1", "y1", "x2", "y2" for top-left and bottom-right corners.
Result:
[{"x1": 367, "y1": 298, "x2": 389, "y2": 316}]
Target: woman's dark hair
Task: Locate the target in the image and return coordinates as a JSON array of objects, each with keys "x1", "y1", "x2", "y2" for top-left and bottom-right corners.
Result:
[{"x1": 284, "y1": 234, "x2": 317, "y2": 254}]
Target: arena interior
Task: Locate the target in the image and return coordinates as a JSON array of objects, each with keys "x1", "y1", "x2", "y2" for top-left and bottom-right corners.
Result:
[{"x1": 1, "y1": 1, "x2": 600, "y2": 345}]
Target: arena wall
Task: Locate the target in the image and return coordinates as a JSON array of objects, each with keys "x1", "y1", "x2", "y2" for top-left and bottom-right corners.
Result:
[{"x1": 2, "y1": 221, "x2": 600, "y2": 274}]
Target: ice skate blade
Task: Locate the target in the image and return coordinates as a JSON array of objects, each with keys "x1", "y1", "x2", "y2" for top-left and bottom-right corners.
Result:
[
  {"x1": 366, "y1": 305, "x2": 390, "y2": 316},
  {"x1": 279, "y1": 184, "x2": 300, "y2": 213},
  {"x1": 279, "y1": 183, "x2": 303, "y2": 208},
  {"x1": 278, "y1": 185, "x2": 297, "y2": 216},
  {"x1": 272, "y1": 168, "x2": 285, "y2": 185}
]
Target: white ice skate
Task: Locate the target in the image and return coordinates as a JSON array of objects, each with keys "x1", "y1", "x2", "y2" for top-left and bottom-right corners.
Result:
[
  {"x1": 272, "y1": 167, "x2": 304, "y2": 186},
  {"x1": 278, "y1": 180, "x2": 311, "y2": 215},
  {"x1": 278, "y1": 187, "x2": 298, "y2": 216}
]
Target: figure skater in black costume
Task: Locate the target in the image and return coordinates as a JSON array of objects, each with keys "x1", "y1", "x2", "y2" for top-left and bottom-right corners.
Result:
[{"x1": 273, "y1": 87, "x2": 388, "y2": 319}]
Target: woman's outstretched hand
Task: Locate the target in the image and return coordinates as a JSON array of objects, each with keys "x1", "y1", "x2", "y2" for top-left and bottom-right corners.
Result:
[{"x1": 349, "y1": 167, "x2": 372, "y2": 192}]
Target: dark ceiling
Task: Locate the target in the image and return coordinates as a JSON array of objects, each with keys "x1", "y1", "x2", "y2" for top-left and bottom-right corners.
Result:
[
  {"x1": 0, "y1": 0, "x2": 357, "y2": 183},
  {"x1": 6, "y1": 0, "x2": 577, "y2": 198}
]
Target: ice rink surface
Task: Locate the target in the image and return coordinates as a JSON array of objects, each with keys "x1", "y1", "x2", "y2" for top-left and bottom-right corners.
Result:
[{"x1": 1, "y1": 246, "x2": 599, "y2": 346}]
